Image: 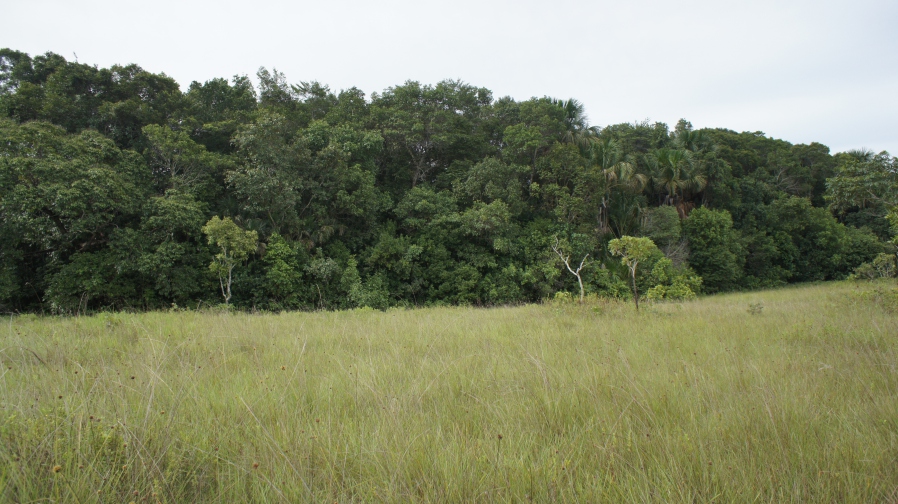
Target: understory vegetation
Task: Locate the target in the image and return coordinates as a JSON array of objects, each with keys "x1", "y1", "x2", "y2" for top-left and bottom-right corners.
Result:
[
  {"x1": 1, "y1": 49, "x2": 897, "y2": 313},
  {"x1": 1, "y1": 281, "x2": 896, "y2": 502}
]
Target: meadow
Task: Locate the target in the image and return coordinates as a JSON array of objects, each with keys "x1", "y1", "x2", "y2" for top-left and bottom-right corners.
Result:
[{"x1": 1, "y1": 281, "x2": 896, "y2": 503}]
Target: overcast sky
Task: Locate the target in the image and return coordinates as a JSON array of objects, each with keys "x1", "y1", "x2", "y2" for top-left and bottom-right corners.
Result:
[{"x1": 3, "y1": 0, "x2": 897, "y2": 154}]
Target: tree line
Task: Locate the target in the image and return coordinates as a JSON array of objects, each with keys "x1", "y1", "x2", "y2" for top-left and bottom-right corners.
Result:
[{"x1": 1, "y1": 49, "x2": 896, "y2": 313}]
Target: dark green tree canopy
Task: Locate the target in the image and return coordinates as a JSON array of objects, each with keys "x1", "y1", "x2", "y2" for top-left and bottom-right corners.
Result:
[{"x1": 1, "y1": 48, "x2": 891, "y2": 312}]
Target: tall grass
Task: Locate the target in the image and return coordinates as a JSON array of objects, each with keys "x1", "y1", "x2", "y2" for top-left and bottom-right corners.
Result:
[{"x1": 1, "y1": 281, "x2": 896, "y2": 502}]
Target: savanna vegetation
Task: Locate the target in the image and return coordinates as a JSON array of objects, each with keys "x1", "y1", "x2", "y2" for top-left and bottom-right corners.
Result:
[
  {"x1": 2, "y1": 46, "x2": 897, "y2": 504},
  {"x1": 1, "y1": 281, "x2": 896, "y2": 502},
  {"x1": 2, "y1": 49, "x2": 897, "y2": 313}
]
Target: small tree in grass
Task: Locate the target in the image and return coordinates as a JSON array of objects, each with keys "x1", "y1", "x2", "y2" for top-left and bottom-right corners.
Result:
[
  {"x1": 551, "y1": 236, "x2": 589, "y2": 302},
  {"x1": 608, "y1": 236, "x2": 658, "y2": 310},
  {"x1": 202, "y1": 216, "x2": 258, "y2": 305}
]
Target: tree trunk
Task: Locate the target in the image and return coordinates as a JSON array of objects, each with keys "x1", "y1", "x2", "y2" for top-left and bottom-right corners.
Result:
[{"x1": 225, "y1": 265, "x2": 234, "y2": 305}]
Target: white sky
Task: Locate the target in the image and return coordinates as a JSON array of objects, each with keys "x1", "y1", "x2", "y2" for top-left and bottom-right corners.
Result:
[{"x1": 3, "y1": 0, "x2": 897, "y2": 154}]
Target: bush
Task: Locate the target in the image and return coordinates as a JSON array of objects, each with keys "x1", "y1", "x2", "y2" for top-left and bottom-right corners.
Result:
[
  {"x1": 851, "y1": 253, "x2": 897, "y2": 280},
  {"x1": 646, "y1": 258, "x2": 702, "y2": 301}
]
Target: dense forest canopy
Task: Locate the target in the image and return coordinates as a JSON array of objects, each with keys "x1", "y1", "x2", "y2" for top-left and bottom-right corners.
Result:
[{"x1": 1, "y1": 49, "x2": 896, "y2": 313}]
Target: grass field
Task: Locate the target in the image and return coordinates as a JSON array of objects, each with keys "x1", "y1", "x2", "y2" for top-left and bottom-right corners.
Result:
[{"x1": 1, "y1": 281, "x2": 896, "y2": 503}]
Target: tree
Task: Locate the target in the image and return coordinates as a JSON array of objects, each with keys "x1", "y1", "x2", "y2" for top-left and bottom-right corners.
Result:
[
  {"x1": 229, "y1": 112, "x2": 387, "y2": 246},
  {"x1": 0, "y1": 119, "x2": 148, "y2": 257},
  {"x1": 142, "y1": 124, "x2": 226, "y2": 200},
  {"x1": 790, "y1": 142, "x2": 835, "y2": 205},
  {"x1": 371, "y1": 80, "x2": 492, "y2": 192},
  {"x1": 202, "y1": 216, "x2": 258, "y2": 305},
  {"x1": 641, "y1": 205, "x2": 688, "y2": 265},
  {"x1": 551, "y1": 236, "x2": 589, "y2": 302},
  {"x1": 826, "y1": 150, "x2": 896, "y2": 212},
  {"x1": 4, "y1": 47, "x2": 897, "y2": 313},
  {"x1": 550, "y1": 97, "x2": 599, "y2": 148},
  {"x1": 601, "y1": 120, "x2": 671, "y2": 158},
  {"x1": 453, "y1": 157, "x2": 529, "y2": 216},
  {"x1": 536, "y1": 143, "x2": 603, "y2": 228},
  {"x1": 608, "y1": 236, "x2": 658, "y2": 310},
  {"x1": 133, "y1": 190, "x2": 211, "y2": 305},
  {"x1": 826, "y1": 150, "x2": 896, "y2": 239},
  {"x1": 648, "y1": 148, "x2": 707, "y2": 212},
  {"x1": 182, "y1": 75, "x2": 257, "y2": 154},
  {"x1": 590, "y1": 138, "x2": 646, "y2": 235},
  {"x1": 262, "y1": 233, "x2": 306, "y2": 308},
  {"x1": 761, "y1": 196, "x2": 882, "y2": 283},
  {"x1": 681, "y1": 208, "x2": 744, "y2": 292}
]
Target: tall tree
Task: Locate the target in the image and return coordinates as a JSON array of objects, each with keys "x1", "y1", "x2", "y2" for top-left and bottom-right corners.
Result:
[
  {"x1": 648, "y1": 148, "x2": 707, "y2": 212},
  {"x1": 550, "y1": 97, "x2": 599, "y2": 148},
  {"x1": 371, "y1": 80, "x2": 492, "y2": 192},
  {"x1": 589, "y1": 138, "x2": 646, "y2": 236}
]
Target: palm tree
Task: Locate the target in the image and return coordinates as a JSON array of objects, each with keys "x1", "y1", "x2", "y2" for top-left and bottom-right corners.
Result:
[
  {"x1": 672, "y1": 127, "x2": 733, "y2": 206},
  {"x1": 845, "y1": 148, "x2": 875, "y2": 163},
  {"x1": 550, "y1": 97, "x2": 600, "y2": 149},
  {"x1": 648, "y1": 148, "x2": 707, "y2": 214},
  {"x1": 590, "y1": 138, "x2": 647, "y2": 235},
  {"x1": 672, "y1": 127, "x2": 707, "y2": 153}
]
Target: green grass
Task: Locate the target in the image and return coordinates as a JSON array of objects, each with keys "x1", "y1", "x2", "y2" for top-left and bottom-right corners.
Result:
[{"x1": 1, "y1": 281, "x2": 897, "y2": 503}]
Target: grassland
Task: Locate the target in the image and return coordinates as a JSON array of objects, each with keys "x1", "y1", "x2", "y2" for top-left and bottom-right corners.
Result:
[{"x1": 1, "y1": 281, "x2": 896, "y2": 503}]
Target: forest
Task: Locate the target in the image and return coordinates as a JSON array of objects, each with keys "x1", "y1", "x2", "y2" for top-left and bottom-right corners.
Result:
[{"x1": 1, "y1": 48, "x2": 896, "y2": 313}]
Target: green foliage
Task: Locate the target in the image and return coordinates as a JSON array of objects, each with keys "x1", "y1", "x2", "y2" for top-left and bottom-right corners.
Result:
[
  {"x1": 826, "y1": 150, "x2": 896, "y2": 215},
  {"x1": 129, "y1": 190, "x2": 211, "y2": 306},
  {"x1": 0, "y1": 118, "x2": 152, "y2": 311},
  {"x1": 261, "y1": 233, "x2": 305, "y2": 307},
  {"x1": 640, "y1": 205, "x2": 681, "y2": 248},
  {"x1": 0, "y1": 51, "x2": 181, "y2": 149},
  {"x1": 454, "y1": 157, "x2": 529, "y2": 215},
  {"x1": 825, "y1": 150, "x2": 897, "y2": 241},
  {"x1": 229, "y1": 113, "x2": 387, "y2": 245},
  {"x1": 0, "y1": 119, "x2": 148, "y2": 253},
  {"x1": 45, "y1": 250, "x2": 137, "y2": 313},
  {"x1": 645, "y1": 258, "x2": 702, "y2": 301},
  {"x1": 851, "y1": 253, "x2": 897, "y2": 280},
  {"x1": 372, "y1": 80, "x2": 492, "y2": 193},
  {"x1": 763, "y1": 196, "x2": 882, "y2": 282},
  {"x1": 342, "y1": 257, "x2": 392, "y2": 310},
  {"x1": 1, "y1": 49, "x2": 894, "y2": 311},
  {"x1": 143, "y1": 124, "x2": 227, "y2": 200},
  {"x1": 609, "y1": 236, "x2": 659, "y2": 309},
  {"x1": 183, "y1": 76, "x2": 257, "y2": 153},
  {"x1": 502, "y1": 123, "x2": 545, "y2": 167},
  {"x1": 202, "y1": 216, "x2": 258, "y2": 304},
  {"x1": 682, "y1": 207, "x2": 744, "y2": 293},
  {"x1": 647, "y1": 148, "x2": 707, "y2": 207}
]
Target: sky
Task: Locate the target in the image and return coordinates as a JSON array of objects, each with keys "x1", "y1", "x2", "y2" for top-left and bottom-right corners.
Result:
[{"x1": 3, "y1": 0, "x2": 897, "y2": 154}]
